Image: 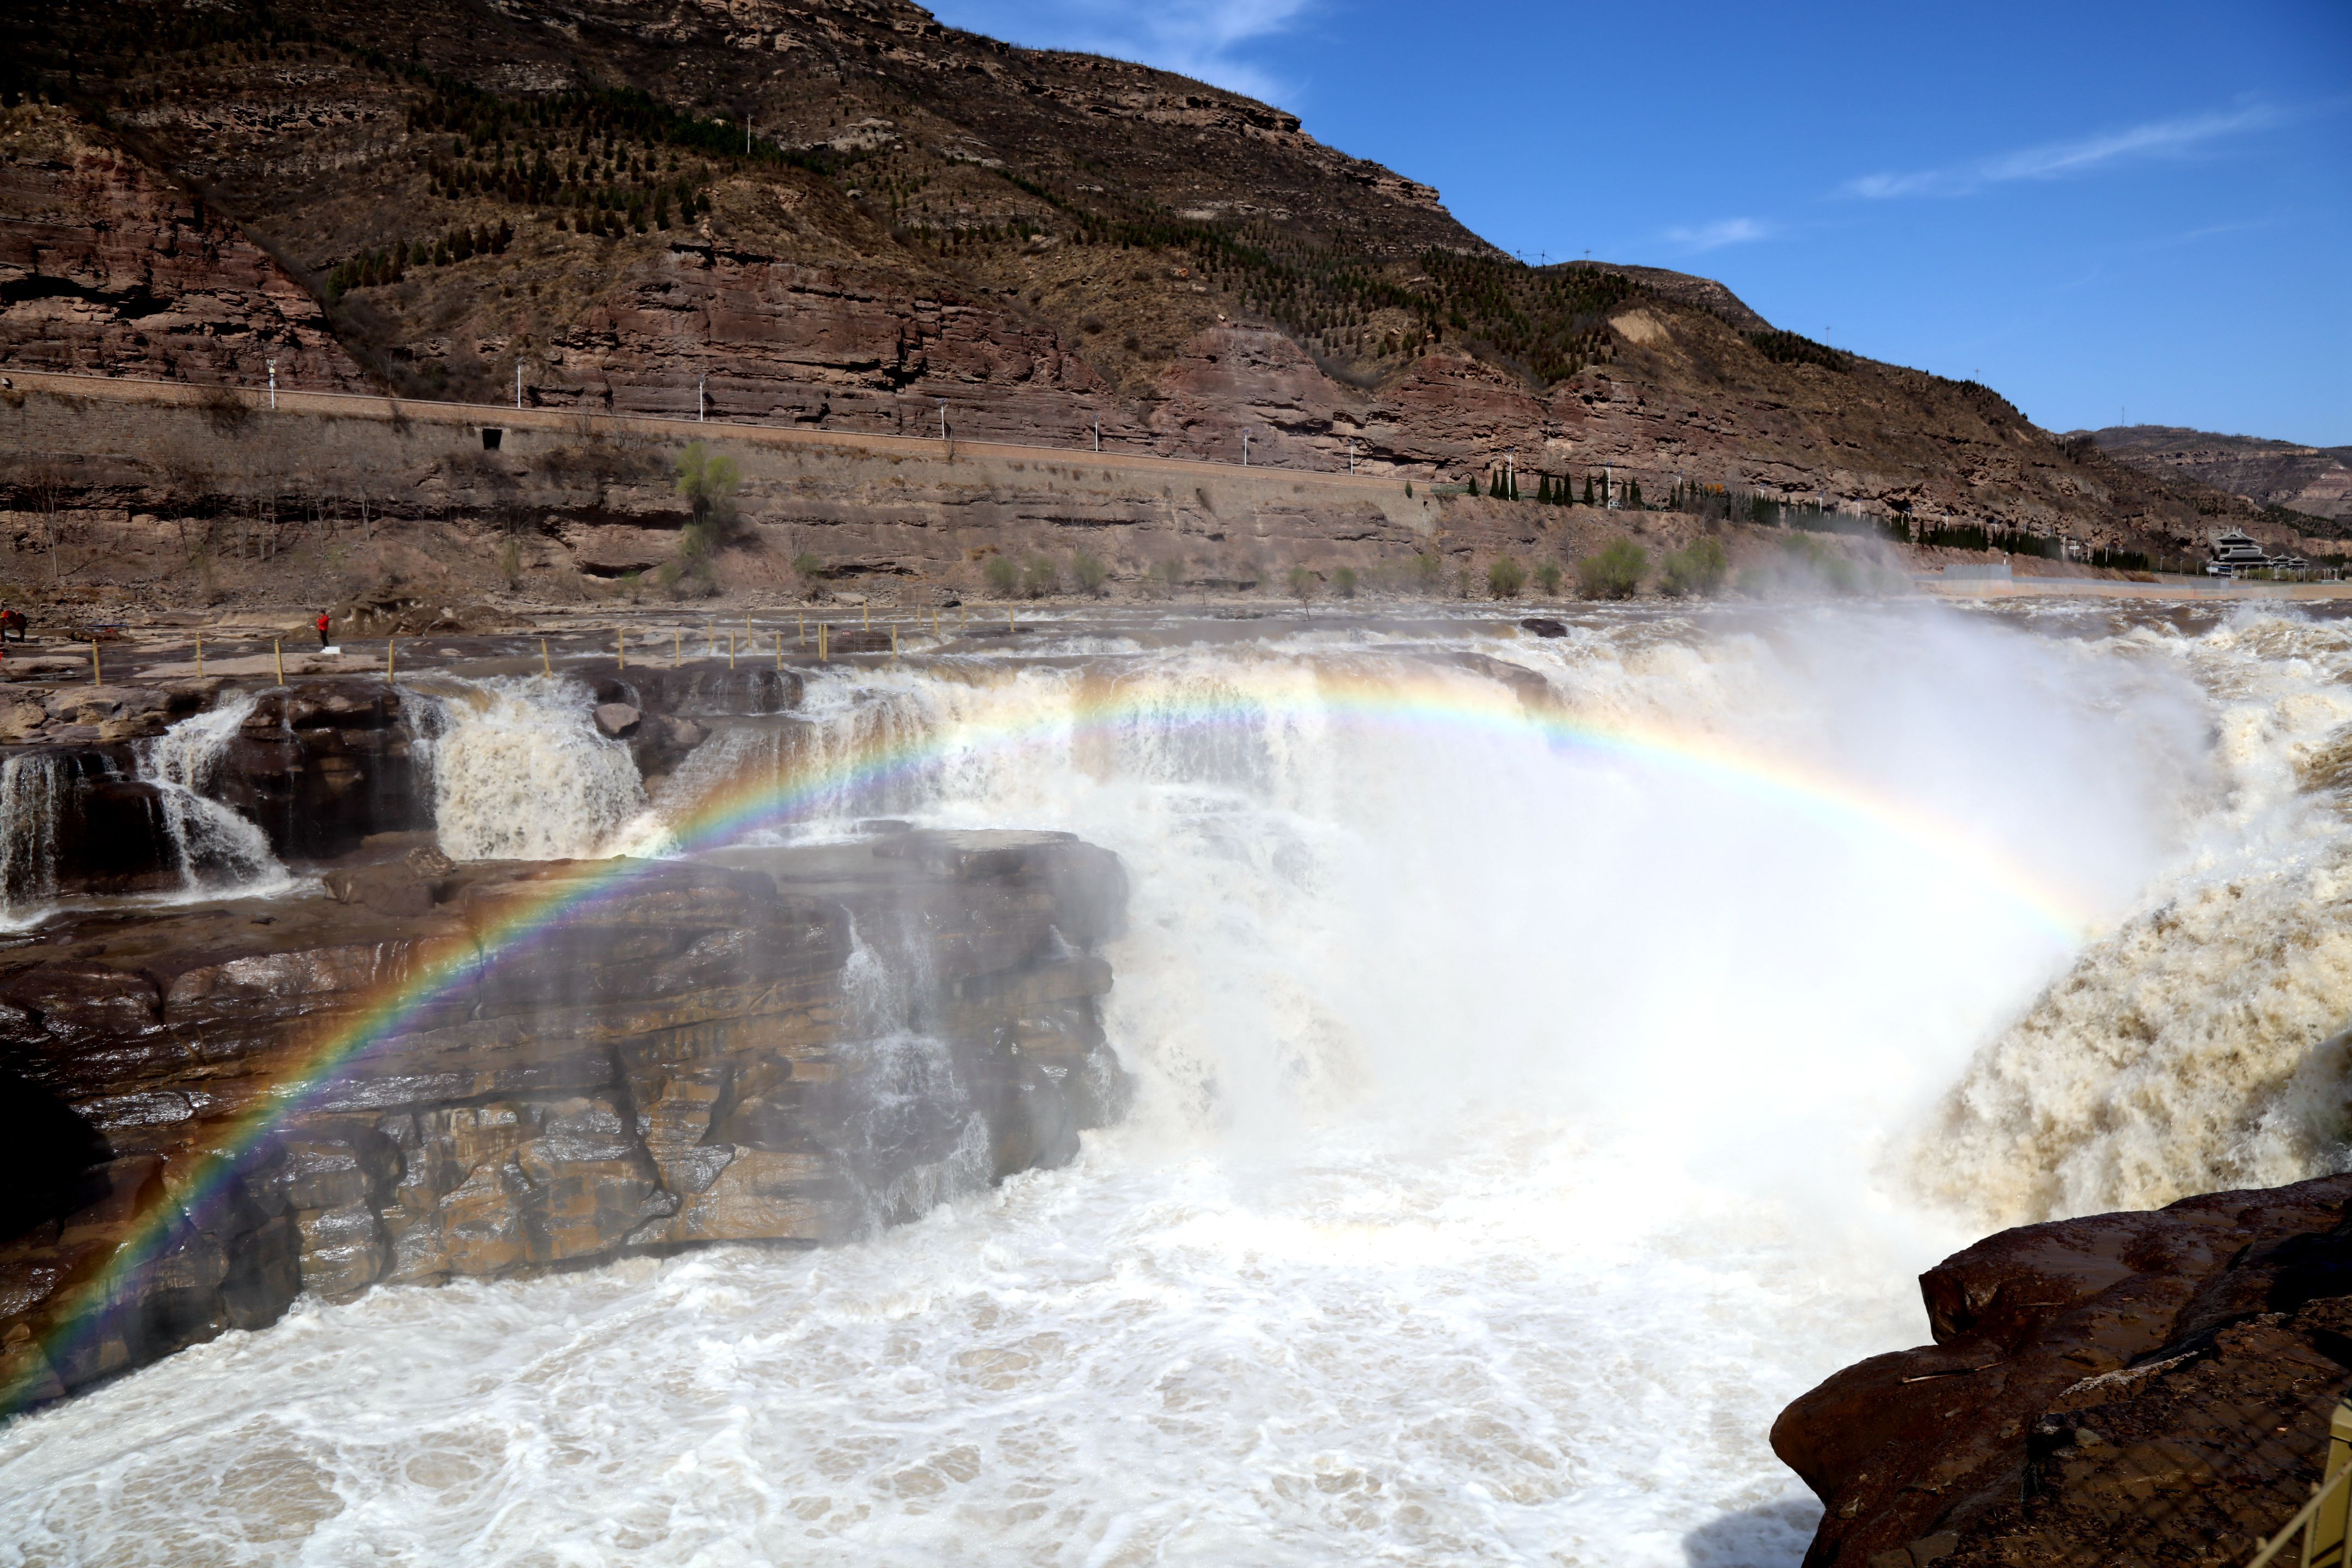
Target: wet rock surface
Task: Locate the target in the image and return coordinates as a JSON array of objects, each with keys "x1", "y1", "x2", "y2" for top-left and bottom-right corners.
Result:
[
  {"x1": 1775, "y1": 1175, "x2": 2352, "y2": 1566},
  {"x1": 0, "y1": 829, "x2": 1127, "y2": 1410}
]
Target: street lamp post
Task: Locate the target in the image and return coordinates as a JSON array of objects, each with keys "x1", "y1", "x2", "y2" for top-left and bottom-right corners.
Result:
[
  {"x1": 1242, "y1": 430, "x2": 1250, "y2": 468},
  {"x1": 266, "y1": 358, "x2": 277, "y2": 411}
]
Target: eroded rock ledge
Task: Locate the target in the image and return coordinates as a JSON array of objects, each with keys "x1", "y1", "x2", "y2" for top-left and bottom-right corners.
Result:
[
  {"x1": 1777, "y1": 1175, "x2": 2352, "y2": 1566},
  {"x1": 0, "y1": 828, "x2": 1128, "y2": 1410}
]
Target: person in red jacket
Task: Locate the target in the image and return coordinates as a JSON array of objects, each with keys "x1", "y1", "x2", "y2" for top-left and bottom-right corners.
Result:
[{"x1": 316, "y1": 610, "x2": 331, "y2": 649}]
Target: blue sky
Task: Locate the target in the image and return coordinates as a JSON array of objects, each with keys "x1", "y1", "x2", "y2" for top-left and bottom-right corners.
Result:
[{"x1": 928, "y1": 0, "x2": 2350, "y2": 446}]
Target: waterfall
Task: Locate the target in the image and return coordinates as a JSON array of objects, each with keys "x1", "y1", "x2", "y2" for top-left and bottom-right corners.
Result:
[
  {"x1": 14, "y1": 603, "x2": 2338, "y2": 1566},
  {"x1": 0, "y1": 751, "x2": 66, "y2": 922},
  {"x1": 135, "y1": 694, "x2": 286, "y2": 895},
  {"x1": 419, "y1": 676, "x2": 645, "y2": 861}
]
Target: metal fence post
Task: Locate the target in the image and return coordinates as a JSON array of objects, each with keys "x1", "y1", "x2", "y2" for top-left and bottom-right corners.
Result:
[{"x1": 2310, "y1": 1402, "x2": 2352, "y2": 1567}]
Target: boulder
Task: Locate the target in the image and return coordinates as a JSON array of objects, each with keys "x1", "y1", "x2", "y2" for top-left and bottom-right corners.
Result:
[
  {"x1": 321, "y1": 862, "x2": 436, "y2": 917},
  {"x1": 1776, "y1": 1175, "x2": 2352, "y2": 1565},
  {"x1": 593, "y1": 701, "x2": 641, "y2": 738},
  {"x1": 0, "y1": 831, "x2": 1129, "y2": 1410}
]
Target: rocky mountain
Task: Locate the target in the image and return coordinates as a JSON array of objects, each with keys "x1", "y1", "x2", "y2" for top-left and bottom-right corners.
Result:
[
  {"x1": 0, "y1": 0, "x2": 2323, "y2": 570},
  {"x1": 2086, "y1": 425, "x2": 2352, "y2": 524}
]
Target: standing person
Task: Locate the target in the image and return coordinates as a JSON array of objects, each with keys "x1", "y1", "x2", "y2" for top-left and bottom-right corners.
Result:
[{"x1": 316, "y1": 610, "x2": 331, "y2": 649}]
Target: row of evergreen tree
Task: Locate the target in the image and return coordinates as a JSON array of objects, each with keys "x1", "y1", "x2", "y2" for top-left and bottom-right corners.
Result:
[{"x1": 324, "y1": 221, "x2": 515, "y2": 298}]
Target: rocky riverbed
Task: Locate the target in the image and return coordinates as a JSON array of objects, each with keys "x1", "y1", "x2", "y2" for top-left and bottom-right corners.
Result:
[{"x1": 0, "y1": 644, "x2": 1131, "y2": 1412}]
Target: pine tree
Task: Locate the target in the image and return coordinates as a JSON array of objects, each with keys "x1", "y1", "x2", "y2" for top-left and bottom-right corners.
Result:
[
  {"x1": 1538, "y1": 475, "x2": 1552, "y2": 504},
  {"x1": 1468, "y1": 471, "x2": 1481, "y2": 498},
  {"x1": 1629, "y1": 479, "x2": 1643, "y2": 509},
  {"x1": 1583, "y1": 474, "x2": 1595, "y2": 506}
]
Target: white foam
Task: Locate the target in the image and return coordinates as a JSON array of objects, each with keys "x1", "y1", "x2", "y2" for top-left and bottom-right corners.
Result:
[{"x1": 4, "y1": 601, "x2": 2337, "y2": 1566}]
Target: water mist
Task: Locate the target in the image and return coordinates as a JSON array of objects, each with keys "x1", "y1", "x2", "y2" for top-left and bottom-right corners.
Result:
[{"x1": 5, "y1": 601, "x2": 2335, "y2": 1568}]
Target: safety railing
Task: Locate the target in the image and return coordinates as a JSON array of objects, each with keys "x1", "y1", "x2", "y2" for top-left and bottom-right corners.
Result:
[{"x1": 2250, "y1": 1402, "x2": 2352, "y2": 1568}]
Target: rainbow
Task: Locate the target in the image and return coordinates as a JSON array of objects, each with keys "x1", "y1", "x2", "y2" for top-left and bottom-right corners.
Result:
[{"x1": 0, "y1": 654, "x2": 2097, "y2": 1414}]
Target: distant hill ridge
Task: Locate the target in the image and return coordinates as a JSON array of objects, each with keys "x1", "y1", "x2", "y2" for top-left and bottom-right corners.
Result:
[{"x1": 2083, "y1": 426, "x2": 2352, "y2": 523}]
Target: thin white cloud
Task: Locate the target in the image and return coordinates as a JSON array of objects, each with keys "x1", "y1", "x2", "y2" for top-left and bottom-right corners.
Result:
[
  {"x1": 932, "y1": 0, "x2": 1312, "y2": 103},
  {"x1": 1662, "y1": 217, "x2": 1777, "y2": 252},
  {"x1": 1843, "y1": 103, "x2": 2278, "y2": 199}
]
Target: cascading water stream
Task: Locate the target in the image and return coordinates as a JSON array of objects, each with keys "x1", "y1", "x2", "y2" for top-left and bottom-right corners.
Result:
[
  {"x1": 9, "y1": 604, "x2": 2352, "y2": 1567},
  {"x1": 413, "y1": 675, "x2": 645, "y2": 861},
  {"x1": 0, "y1": 750, "x2": 68, "y2": 922},
  {"x1": 134, "y1": 694, "x2": 287, "y2": 896}
]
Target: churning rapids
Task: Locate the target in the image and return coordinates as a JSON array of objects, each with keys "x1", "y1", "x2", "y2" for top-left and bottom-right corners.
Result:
[{"x1": 7, "y1": 598, "x2": 2352, "y2": 1566}]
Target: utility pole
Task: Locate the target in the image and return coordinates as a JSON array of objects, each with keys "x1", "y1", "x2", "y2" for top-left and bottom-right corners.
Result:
[
  {"x1": 515, "y1": 360, "x2": 523, "y2": 411},
  {"x1": 1093, "y1": 415, "x2": 1100, "y2": 453},
  {"x1": 697, "y1": 375, "x2": 706, "y2": 422},
  {"x1": 938, "y1": 399, "x2": 947, "y2": 441},
  {"x1": 1604, "y1": 463, "x2": 1614, "y2": 510},
  {"x1": 1241, "y1": 430, "x2": 1250, "y2": 467},
  {"x1": 1349, "y1": 437, "x2": 1356, "y2": 476},
  {"x1": 266, "y1": 358, "x2": 278, "y2": 411}
]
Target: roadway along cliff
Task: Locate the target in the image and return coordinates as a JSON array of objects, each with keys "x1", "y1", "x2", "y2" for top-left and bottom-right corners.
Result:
[{"x1": 0, "y1": 0, "x2": 2301, "y2": 565}]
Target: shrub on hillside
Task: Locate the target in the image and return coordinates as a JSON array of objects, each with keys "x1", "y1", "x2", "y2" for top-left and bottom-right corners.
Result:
[
  {"x1": 1486, "y1": 557, "x2": 1527, "y2": 599},
  {"x1": 1577, "y1": 539, "x2": 1647, "y2": 599},
  {"x1": 1659, "y1": 537, "x2": 1728, "y2": 597},
  {"x1": 983, "y1": 555, "x2": 1019, "y2": 597}
]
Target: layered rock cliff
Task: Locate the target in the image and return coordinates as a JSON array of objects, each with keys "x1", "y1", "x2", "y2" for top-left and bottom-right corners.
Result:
[
  {"x1": 1776, "y1": 1175, "x2": 2352, "y2": 1565},
  {"x1": 0, "y1": 778, "x2": 1129, "y2": 1409},
  {"x1": 2088, "y1": 426, "x2": 2352, "y2": 525},
  {"x1": 0, "y1": 0, "x2": 2293, "y2": 567}
]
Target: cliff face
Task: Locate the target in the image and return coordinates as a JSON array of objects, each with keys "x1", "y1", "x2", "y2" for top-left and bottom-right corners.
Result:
[
  {"x1": 1775, "y1": 1176, "x2": 2352, "y2": 1566},
  {"x1": 0, "y1": 107, "x2": 365, "y2": 393},
  {"x1": 2088, "y1": 426, "x2": 2352, "y2": 525},
  {"x1": 0, "y1": 1, "x2": 2268, "y2": 560},
  {"x1": 0, "y1": 763, "x2": 1129, "y2": 1408}
]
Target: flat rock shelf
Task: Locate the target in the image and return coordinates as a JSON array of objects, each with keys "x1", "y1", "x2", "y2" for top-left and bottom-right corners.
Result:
[{"x1": 0, "y1": 828, "x2": 1130, "y2": 1411}]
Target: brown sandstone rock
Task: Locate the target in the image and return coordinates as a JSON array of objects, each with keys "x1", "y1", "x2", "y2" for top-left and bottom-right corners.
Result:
[
  {"x1": 0, "y1": 830, "x2": 1126, "y2": 1408},
  {"x1": 1776, "y1": 1175, "x2": 2352, "y2": 1565}
]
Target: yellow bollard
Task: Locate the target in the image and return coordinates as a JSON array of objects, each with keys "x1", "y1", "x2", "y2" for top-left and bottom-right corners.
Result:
[
  {"x1": 818, "y1": 622, "x2": 828, "y2": 662},
  {"x1": 388, "y1": 636, "x2": 396, "y2": 679},
  {"x1": 273, "y1": 637, "x2": 286, "y2": 685},
  {"x1": 541, "y1": 638, "x2": 551, "y2": 676},
  {"x1": 91, "y1": 640, "x2": 101, "y2": 687},
  {"x1": 1009, "y1": 606, "x2": 1015, "y2": 634},
  {"x1": 891, "y1": 624, "x2": 898, "y2": 663},
  {"x1": 195, "y1": 630, "x2": 203, "y2": 678},
  {"x1": 675, "y1": 629, "x2": 682, "y2": 668},
  {"x1": 706, "y1": 622, "x2": 714, "y2": 658},
  {"x1": 617, "y1": 629, "x2": 626, "y2": 670},
  {"x1": 775, "y1": 634, "x2": 782, "y2": 672},
  {"x1": 729, "y1": 632, "x2": 737, "y2": 669},
  {"x1": 798, "y1": 615, "x2": 805, "y2": 647},
  {"x1": 863, "y1": 604, "x2": 871, "y2": 632}
]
